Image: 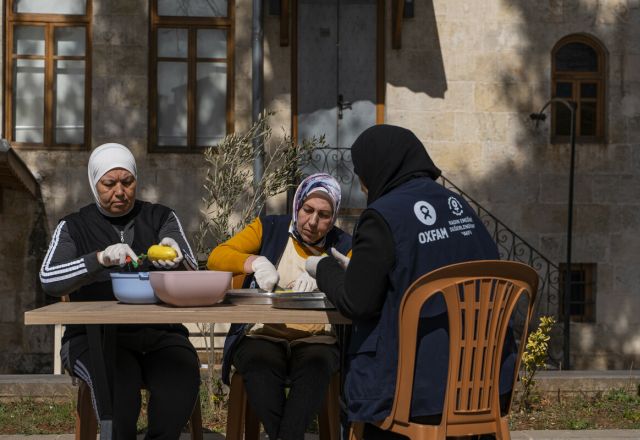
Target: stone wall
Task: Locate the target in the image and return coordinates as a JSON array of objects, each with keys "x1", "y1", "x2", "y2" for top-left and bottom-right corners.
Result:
[
  {"x1": 2, "y1": 0, "x2": 639, "y2": 372},
  {"x1": 0, "y1": 188, "x2": 51, "y2": 373},
  {"x1": 0, "y1": 0, "x2": 255, "y2": 373},
  {"x1": 383, "y1": 0, "x2": 640, "y2": 368}
]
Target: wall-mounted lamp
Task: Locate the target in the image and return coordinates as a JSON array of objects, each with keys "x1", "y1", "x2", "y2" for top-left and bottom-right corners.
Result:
[{"x1": 530, "y1": 97, "x2": 577, "y2": 371}]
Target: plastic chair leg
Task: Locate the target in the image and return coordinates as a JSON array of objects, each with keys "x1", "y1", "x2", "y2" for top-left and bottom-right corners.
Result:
[{"x1": 75, "y1": 381, "x2": 98, "y2": 440}]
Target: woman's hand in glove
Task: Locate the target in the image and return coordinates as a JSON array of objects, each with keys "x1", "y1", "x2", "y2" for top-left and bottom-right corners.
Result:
[
  {"x1": 291, "y1": 271, "x2": 318, "y2": 292},
  {"x1": 330, "y1": 247, "x2": 351, "y2": 270},
  {"x1": 250, "y1": 256, "x2": 279, "y2": 292},
  {"x1": 151, "y1": 237, "x2": 184, "y2": 269},
  {"x1": 304, "y1": 255, "x2": 327, "y2": 278},
  {"x1": 97, "y1": 243, "x2": 138, "y2": 267}
]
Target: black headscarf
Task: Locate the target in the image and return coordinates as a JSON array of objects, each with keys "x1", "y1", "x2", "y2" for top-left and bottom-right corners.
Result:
[{"x1": 351, "y1": 124, "x2": 441, "y2": 205}]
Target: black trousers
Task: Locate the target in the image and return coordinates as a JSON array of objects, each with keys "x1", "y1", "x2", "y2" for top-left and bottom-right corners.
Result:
[
  {"x1": 232, "y1": 337, "x2": 340, "y2": 440},
  {"x1": 64, "y1": 330, "x2": 201, "y2": 440}
]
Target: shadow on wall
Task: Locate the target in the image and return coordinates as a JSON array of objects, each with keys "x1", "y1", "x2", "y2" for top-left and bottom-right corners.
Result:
[
  {"x1": 436, "y1": 1, "x2": 638, "y2": 368},
  {"x1": 386, "y1": 0, "x2": 447, "y2": 98},
  {"x1": 1, "y1": 189, "x2": 52, "y2": 374}
]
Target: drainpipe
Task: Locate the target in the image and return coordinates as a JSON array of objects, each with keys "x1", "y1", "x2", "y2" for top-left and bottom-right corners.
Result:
[{"x1": 252, "y1": 0, "x2": 265, "y2": 215}]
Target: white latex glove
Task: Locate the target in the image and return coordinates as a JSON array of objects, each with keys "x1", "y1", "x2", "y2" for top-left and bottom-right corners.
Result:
[
  {"x1": 151, "y1": 237, "x2": 184, "y2": 269},
  {"x1": 97, "y1": 243, "x2": 138, "y2": 267},
  {"x1": 305, "y1": 255, "x2": 327, "y2": 279},
  {"x1": 291, "y1": 271, "x2": 318, "y2": 292},
  {"x1": 251, "y1": 256, "x2": 279, "y2": 292},
  {"x1": 330, "y1": 247, "x2": 351, "y2": 270}
]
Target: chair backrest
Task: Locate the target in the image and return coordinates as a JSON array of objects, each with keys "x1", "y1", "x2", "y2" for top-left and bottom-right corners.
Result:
[{"x1": 379, "y1": 260, "x2": 538, "y2": 437}]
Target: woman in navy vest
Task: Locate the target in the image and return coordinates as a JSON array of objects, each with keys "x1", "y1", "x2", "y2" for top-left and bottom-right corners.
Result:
[
  {"x1": 39, "y1": 143, "x2": 200, "y2": 440},
  {"x1": 207, "y1": 173, "x2": 352, "y2": 440},
  {"x1": 308, "y1": 125, "x2": 515, "y2": 439}
]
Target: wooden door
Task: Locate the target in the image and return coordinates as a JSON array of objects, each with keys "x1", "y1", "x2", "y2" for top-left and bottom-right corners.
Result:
[{"x1": 297, "y1": 0, "x2": 378, "y2": 209}]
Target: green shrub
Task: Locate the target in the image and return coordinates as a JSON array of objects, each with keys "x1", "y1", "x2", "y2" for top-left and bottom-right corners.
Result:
[{"x1": 518, "y1": 315, "x2": 556, "y2": 411}]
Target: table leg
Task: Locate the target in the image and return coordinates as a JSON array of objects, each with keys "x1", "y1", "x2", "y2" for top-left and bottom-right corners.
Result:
[{"x1": 86, "y1": 324, "x2": 116, "y2": 440}]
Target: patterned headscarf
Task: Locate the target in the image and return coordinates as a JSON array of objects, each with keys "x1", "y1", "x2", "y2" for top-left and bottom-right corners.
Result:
[{"x1": 289, "y1": 173, "x2": 342, "y2": 246}]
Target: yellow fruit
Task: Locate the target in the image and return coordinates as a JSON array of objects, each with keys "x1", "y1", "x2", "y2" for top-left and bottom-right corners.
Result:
[{"x1": 147, "y1": 244, "x2": 177, "y2": 261}]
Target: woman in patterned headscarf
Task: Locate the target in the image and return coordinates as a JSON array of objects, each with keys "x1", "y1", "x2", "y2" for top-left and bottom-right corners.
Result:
[{"x1": 208, "y1": 172, "x2": 352, "y2": 440}]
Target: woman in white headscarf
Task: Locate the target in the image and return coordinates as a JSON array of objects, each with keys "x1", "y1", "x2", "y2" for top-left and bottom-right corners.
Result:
[{"x1": 39, "y1": 143, "x2": 200, "y2": 439}]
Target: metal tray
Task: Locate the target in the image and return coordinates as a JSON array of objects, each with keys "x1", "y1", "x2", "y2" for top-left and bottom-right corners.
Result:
[
  {"x1": 271, "y1": 298, "x2": 336, "y2": 310},
  {"x1": 224, "y1": 289, "x2": 331, "y2": 307},
  {"x1": 224, "y1": 289, "x2": 273, "y2": 304}
]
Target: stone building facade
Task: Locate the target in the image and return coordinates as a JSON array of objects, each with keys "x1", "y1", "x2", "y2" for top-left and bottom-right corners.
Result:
[{"x1": 1, "y1": 0, "x2": 638, "y2": 372}]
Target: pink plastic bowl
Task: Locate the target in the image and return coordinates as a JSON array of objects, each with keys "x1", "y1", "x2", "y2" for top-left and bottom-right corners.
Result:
[{"x1": 149, "y1": 270, "x2": 232, "y2": 307}]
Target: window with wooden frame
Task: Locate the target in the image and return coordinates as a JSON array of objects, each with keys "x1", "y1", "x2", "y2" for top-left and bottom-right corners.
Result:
[
  {"x1": 5, "y1": 0, "x2": 91, "y2": 149},
  {"x1": 559, "y1": 263, "x2": 597, "y2": 323},
  {"x1": 552, "y1": 34, "x2": 606, "y2": 142},
  {"x1": 150, "y1": 0, "x2": 234, "y2": 152}
]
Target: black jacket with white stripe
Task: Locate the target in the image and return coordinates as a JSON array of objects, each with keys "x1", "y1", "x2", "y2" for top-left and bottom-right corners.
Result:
[{"x1": 39, "y1": 200, "x2": 197, "y2": 343}]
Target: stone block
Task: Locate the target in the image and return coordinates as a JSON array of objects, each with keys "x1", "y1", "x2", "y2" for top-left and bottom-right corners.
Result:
[
  {"x1": 436, "y1": 0, "x2": 497, "y2": 22},
  {"x1": 538, "y1": 233, "x2": 565, "y2": 262},
  {"x1": 105, "y1": 77, "x2": 148, "y2": 108},
  {"x1": 91, "y1": 44, "x2": 110, "y2": 78},
  {"x1": 569, "y1": 232, "x2": 609, "y2": 262},
  {"x1": 93, "y1": 14, "x2": 147, "y2": 46},
  {"x1": 480, "y1": 142, "x2": 538, "y2": 188},
  {"x1": 438, "y1": 50, "x2": 478, "y2": 82},
  {"x1": 575, "y1": 144, "x2": 633, "y2": 174},
  {"x1": 97, "y1": 105, "x2": 147, "y2": 139},
  {"x1": 427, "y1": 141, "x2": 485, "y2": 178},
  {"x1": 0, "y1": 324, "x2": 21, "y2": 350},
  {"x1": 592, "y1": 174, "x2": 640, "y2": 204},
  {"x1": 474, "y1": 82, "x2": 531, "y2": 113},
  {"x1": 494, "y1": 0, "x2": 563, "y2": 24},
  {"x1": 387, "y1": 48, "x2": 449, "y2": 93},
  {"x1": 108, "y1": 46, "x2": 147, "y2": 76},
  {"x1": 23, "y1": 326, "x2": 53, "y2": 354},
  {"x1": 0, "y1": 297, "x2": 15, "y2": 323},
  {"x1": 594, "y1": 0, "x2": 633, "y2": 25},
  {"x1": 626, "y1": 113, "x2": 640, "y2": 144},
  {"x1": 519, "y1": 203, "x2": 566, "y2": 234},
  {"x1": 562, "y1": 0, "x2": 600, "y2": 25},
  {"x1": 423, "y1": 20, "x2": 473, "y2": 53},
  {"x1": 110, "y1": 0, "x2": 147, "y2": 15},
  {"x1": 480, "y1": 22, "x2": 531, "y2": 52},
  {"x1": 609, "y1": 232, "x2": 640, "y2": 264},
  {"x1": 596, "y1": 263, "x2": 614, "y2": 297},
  {"x1": 571, "y1": 204, "x2": 611, "y2": 234},
  {"x1": 539, "y1": 174, "x2": 592, "y2": 204},
  {"x1": 613, "y1": 263, "x2": 640, "y2": 296},
  {"x1": 0, "y1": 374, "x2": 75, "y2": 399},
  {"x1": 456, "y1": 112, "x2": 508, "y2": 143},
  {"x1": 611, "y1": 204, "x2": 640, "y2": 233},
  {"x1": 385, "y1": 110, "x2": 454, "y2": 141}
]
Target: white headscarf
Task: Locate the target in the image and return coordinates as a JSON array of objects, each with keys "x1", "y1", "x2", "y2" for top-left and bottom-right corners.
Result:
[{"x1": 88, "y1": 143, "x2": 137, "y2": 217}]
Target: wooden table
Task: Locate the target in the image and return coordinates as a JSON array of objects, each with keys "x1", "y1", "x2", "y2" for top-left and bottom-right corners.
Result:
[
  {"x1": 25, "y1": 300, "x2": 350, "y2": 440},
  {"x1": 24, "y1": 300, "x2": 351, "y2": 325}
]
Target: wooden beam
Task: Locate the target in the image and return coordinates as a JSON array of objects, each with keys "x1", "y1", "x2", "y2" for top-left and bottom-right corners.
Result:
[
  {"x1": 392, "y1": 0, "x2": 404, "y2": 49},
  {"x1": 280, "y1": 0, "x2": 290, "y2": 47},
  {"x1": 376, "y1": 0, "x2": 385, "y2": 123}
]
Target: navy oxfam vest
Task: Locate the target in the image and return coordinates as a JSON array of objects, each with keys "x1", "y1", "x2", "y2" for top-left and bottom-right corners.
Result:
[
  {"x1": 220, "y1": 215, "x2": 352, "y2": 384},
  {"x1": 344, "y1": 177, "x2": 508, "y2": 422}
]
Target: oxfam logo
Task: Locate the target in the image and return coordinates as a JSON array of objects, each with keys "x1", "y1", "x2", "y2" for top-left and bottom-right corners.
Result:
[
  {"x1": 413, "y1": 201, "x2": 436, "y2": 226},
  {"x1": 448, "y1": 196, "x2": 464, "y2": 216}
]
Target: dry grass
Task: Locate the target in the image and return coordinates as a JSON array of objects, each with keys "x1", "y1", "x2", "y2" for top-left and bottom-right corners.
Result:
[{"x1": 2, "y1": 387, "x2": 640, "y2": 434}]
